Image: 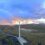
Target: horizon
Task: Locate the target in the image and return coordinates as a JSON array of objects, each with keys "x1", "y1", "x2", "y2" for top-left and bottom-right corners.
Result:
[{"x1": 0, "y1": 18, "x2": 45, "y2": 25}]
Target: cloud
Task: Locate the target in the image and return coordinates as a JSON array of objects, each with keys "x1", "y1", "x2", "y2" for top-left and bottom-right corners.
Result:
[{"x1": 0, "y1": 0, "x2": 45, "y2": 19}]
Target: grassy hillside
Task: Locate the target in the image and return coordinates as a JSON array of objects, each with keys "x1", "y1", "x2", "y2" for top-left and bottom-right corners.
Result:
[
  {"x1": 21, "y1": 24, "x2": 45, "y2": 33},
  {"x1": 0, "y1": 24, "x2": 45, "y2": 45}
]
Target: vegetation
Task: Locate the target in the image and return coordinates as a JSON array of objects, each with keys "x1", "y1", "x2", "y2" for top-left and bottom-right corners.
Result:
[{"x1": 0, "y1": 24, "x2": 45, "y2": 45}]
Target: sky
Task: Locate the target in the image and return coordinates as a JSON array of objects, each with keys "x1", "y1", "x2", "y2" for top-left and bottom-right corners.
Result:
[{"x1": 0, "y1": 0, "x2": 45, "y2": 20}]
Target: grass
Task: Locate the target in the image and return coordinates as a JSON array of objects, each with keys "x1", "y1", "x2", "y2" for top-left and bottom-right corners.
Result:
[
  {"x1": 0, "y1": 24, "x2": 45, "y2": 45},
  {"x1": 0, "y1": 33, "x2": 45, "y2": 45},
  {"x1": 21, "y1": 31, "x2": 45, "y2": 45}
]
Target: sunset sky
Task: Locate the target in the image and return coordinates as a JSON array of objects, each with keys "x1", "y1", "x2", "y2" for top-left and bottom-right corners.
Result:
[{"x1": 0, "y1": 0, "x2": 45, "y2": 20}]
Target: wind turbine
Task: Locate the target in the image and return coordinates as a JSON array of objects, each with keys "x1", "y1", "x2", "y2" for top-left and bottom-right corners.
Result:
[
  {"x1": 17, "y1": 21, "x2": 28, "y2": 45},
  {"x1": 19, "y1": 21, "x2": 21, "y2": 38}
]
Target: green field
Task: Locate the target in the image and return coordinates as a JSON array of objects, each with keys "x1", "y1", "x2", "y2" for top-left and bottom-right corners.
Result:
[
  {"x1": 21, "y1": 31, "x2": 45, "y2": 45},
  {"x1": 0, "y1": 24, "x2": 45, "y2": 45}
]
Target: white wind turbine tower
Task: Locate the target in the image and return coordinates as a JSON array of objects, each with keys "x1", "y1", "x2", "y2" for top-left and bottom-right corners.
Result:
[
  {"x1": 19, "y1": 21, "x2": 21, "y2": 38},
  {"x1": 17, "y1": 21, "x2": 28, "y2": 45}
]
